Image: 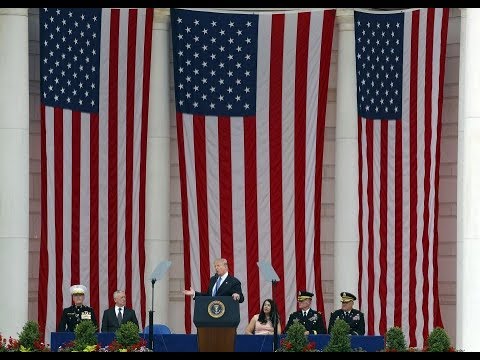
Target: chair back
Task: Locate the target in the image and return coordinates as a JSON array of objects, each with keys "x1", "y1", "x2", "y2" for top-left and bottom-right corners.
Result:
[{"x1": 143, "y1": 324, "x2": 171, "y2": 335}]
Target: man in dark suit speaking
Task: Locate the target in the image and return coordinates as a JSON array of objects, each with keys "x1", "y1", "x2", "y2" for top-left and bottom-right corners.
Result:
[
  {"x1": 183, "y1": 258, "x2": 244, "y2": 303},
  {"x1": 101, "y1": 290, "x2": 139, "y2": 332}
]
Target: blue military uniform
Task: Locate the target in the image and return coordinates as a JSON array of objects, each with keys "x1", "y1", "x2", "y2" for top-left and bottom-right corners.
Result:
[
  {"x1": 57, "y1": 284, "x2": 98, "y2": 332},
  {"x1": 327, "y1": 292, "x2": 365, "y2": 335},
  {"x1": 284, "y1": 291, "x2": 327, "y2": 335},
  {"x1": 57, "y1": 304, "x2": 98, "y2": 332}
]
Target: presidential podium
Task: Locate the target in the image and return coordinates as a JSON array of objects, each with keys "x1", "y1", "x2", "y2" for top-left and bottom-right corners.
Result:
[{"x1": 193, "y1": 296, "x2": 240, "y2": 352}]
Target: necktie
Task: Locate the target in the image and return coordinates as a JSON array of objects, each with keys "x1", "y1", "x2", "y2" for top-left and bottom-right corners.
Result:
[
  {"x1": 117, "y1": 308, "x2": 123, "y2": 324},
  {"x1": 303, "y1": 311, "x2": 307, "y2": 319},
  {"x1": 213, "y1": 276, "x2": 222, "y2": 296}
]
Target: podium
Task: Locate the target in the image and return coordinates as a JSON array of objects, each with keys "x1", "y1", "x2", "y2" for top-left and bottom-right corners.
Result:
[{"x1": 193, "y1": 296, "x2": 240, "y2": 352}]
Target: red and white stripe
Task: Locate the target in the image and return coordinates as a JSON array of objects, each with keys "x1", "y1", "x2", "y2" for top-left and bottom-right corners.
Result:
[
  {"x1": 357, "y1": 8, "x2": 449, "y2": 348},
  {"x1": 177, "y1": 9, "x2": 336, "y2": 334},
  {"x1": 38, "y1": 8, "x2": 153, "y2": 341}
]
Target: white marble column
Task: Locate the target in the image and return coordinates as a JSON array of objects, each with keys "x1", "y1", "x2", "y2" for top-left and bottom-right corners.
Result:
[
  {"x1": 0, "y1": 8, "x2": 29, "y2": 338},
  {"x1": 333, "y1": 9, "x2": 359, "y2": 301},
  {"x1": 145, "y1": 9, "x2": 171, "y2": 328},
  {"x1": 456, "y1": 8, "x2": 480, "y2": 352}
]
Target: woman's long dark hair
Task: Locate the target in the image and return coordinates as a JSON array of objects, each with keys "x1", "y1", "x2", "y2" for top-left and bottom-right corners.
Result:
[{"x1": 258, "y1": 298, "x2": 280, "y2": 325}]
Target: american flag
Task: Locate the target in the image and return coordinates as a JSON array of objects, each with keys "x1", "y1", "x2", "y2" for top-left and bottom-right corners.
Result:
[
  {"x1": 354, "y1": 8, "x2": 449, "y2": 348},
  {"x1": 171, "y1": 8, "x2": 336, "y2": 333},
  {"x1": 37, "y1": 8, "x2": 153, "y2": 340}
]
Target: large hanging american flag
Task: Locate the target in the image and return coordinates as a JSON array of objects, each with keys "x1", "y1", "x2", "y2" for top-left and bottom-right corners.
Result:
[
  {"x1": 171, "y1": 8, "x2": 336, "y2": 333},
  {"x1": 38, "y1": 8, "x2": 153, "y2": 340},
  {"x1": 355, "y1": 8, "x2": 449, "y2": 348}
]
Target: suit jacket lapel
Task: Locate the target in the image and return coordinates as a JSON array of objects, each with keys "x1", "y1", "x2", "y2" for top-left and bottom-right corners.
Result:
[
  {"x1": 216, "y1": 278, "x2": 224, "y2": 294},
  {"x1": 209, "y1": 277, "x2": 217, "y2": 295},
  {"x1": 219, "y1": 275, "x2": 231, "y2": 293}
]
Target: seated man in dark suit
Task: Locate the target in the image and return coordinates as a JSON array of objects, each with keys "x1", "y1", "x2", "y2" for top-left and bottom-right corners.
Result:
[
  {"x1": 328, "y1": 291, "x2": 365, "y2": 335},
  {"x1": 101, "y1": 290, "x2": 139, "y2": 332},
  {"x1": 284, "y1": 290, "x2": 327, "y2": 335}
]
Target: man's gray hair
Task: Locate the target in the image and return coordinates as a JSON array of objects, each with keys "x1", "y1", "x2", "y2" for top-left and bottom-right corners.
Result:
[{"x1": 113, "y1": 290, "x2": 125, "y2": 298}]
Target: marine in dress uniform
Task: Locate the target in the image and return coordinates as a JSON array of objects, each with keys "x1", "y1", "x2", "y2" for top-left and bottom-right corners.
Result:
[
  {"x1": 327, "y1": 292, "x2": 365, "y2": 335},
  {"x1": 283, "y1": 291, "x2": 327, "y2": 335},
  {"x1": 57, "y1": 284, "x2": 98, "y2": 332}
]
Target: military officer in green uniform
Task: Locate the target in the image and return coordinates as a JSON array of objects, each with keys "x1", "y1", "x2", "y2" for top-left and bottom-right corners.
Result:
[
  {"x1": 328, "y1": 292, "x2": 365, "y2": 335},
  {"x1": 57, "y1": 284, "x2": 98, "y2": 332},
  {"x1": 284, "y1": 290, "x2": 327, "y2": 335}
]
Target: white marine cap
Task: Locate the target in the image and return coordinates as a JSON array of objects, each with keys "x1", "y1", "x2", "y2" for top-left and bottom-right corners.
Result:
[{"x1": 70, "y1": 284, "x2": 87, "y2": 295}]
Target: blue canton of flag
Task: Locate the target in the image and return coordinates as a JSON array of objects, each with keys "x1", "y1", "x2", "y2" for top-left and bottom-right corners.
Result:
[
  {"x1": 355, "y1": 12, "x2": 404, "y2": 120},
  {"x1": 40, "y1": 8, "x2": 101, "y2": 113},
  {"x1": 171, "y1": 8, "x2": 258, "y2": 117}
]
